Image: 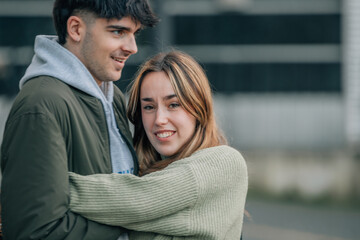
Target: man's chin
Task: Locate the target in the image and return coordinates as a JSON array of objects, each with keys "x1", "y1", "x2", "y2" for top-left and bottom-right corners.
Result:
[
  {"x1": 115, "y1": 74, "x2": 122, "y2": 81},
  {"x1": 110, "y1": 71, "x2": 122, "y2": 82},
  {"x1": 116, "y1": 70, "x2": 123, "y2": 80}
]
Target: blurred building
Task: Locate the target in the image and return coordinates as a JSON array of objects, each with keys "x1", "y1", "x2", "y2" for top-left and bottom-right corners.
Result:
[{"x1": 0, "y1": 0, "x2": 359, "y2": 202}]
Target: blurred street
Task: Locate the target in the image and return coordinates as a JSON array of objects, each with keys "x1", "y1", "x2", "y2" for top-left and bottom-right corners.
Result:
[{"x1": 243, "y1": 198, "x2": 360, "y2": 240}]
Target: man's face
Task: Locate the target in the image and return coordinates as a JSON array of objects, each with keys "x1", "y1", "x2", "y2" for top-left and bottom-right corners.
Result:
[{"x1": 78, "y1": 16, "x2": 140, "y2": 85}]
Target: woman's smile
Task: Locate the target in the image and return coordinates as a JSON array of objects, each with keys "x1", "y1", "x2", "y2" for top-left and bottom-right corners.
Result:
[{"x1": 140, "y1": 71, "x2": 196, "y2": 157}]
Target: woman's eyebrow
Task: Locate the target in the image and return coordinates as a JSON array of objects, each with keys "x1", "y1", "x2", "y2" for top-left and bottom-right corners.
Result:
[
  {"x1": 141, "y1": 97, "x2": 153, "y2": 102},
  {"x1": 141, "y1": 94, "x2": 177, "y2": 102},
  {"x1": 164, "y1": 94, "x2": 177, "y2": 101}
]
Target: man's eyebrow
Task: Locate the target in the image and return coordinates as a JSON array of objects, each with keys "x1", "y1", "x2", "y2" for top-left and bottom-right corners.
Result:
[
  {"x1": 106, "y1": 25, "x2": 131, "y2": 31},
  {"x1": 107, "y1": 24, "x2": 143, "y2": 33}
]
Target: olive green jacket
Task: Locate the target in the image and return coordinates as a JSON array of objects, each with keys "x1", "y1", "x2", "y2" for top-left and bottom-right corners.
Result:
[{"x1": 1, "y1": 76, "x2": 137, "y2": 240}]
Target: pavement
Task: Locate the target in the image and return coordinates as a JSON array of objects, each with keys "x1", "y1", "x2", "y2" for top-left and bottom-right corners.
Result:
[{"x1": 242, "y1": 198, "x2": 360, "y2": 240}]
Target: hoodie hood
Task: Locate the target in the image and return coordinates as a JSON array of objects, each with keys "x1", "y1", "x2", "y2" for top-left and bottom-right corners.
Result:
[
  {"x1": 20, "y1": 35, "x2": 113, "y2": 103},
  {"x1": 20, "y1": 35, "x2": 134, "y2": 175}
]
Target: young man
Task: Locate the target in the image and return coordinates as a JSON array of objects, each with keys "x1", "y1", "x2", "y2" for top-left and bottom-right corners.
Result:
[{"x1": 0, "y1": 0, "x2": 158, "y2": 239}]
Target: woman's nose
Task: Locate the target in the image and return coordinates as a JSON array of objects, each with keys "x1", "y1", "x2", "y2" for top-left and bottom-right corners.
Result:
[{"x1": 155, "y1": 108, "x2": 168, "y2": 125}]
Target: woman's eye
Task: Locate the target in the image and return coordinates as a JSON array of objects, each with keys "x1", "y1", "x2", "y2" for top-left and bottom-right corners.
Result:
[
  {"x1": 143, "y1": 105, "x2": 154, "y2": 110},
  {"x1": 169, "y1": 103, "x2": 180, "y2": 109}
]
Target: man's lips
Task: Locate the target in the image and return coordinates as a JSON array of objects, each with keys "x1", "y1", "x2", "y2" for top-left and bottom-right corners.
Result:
[{"x1": 111, "y1": 56, "x2": 127, "y2": 64}]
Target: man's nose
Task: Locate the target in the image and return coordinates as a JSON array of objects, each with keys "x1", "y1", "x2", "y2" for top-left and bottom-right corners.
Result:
[{"x1": 122, "y1": 34, "x2": 138, "y2": 55}]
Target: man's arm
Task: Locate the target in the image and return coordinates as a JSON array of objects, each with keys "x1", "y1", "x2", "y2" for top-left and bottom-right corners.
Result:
[{"x1": 1, "y1": 113, "x2": 122, "y2": 240}]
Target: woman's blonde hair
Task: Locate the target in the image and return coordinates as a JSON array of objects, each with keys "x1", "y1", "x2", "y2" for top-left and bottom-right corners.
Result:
[{"x1": 127, "y1": 50, "x2": 227, "y2": 175}]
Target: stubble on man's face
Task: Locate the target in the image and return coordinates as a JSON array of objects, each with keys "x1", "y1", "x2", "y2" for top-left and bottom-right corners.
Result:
[
  {"x1": 80, "y1": 30, "x2": 117, "y2": 85},
  {"x1": 78, "y1": 17, "x2": 140, "y2": 86}
]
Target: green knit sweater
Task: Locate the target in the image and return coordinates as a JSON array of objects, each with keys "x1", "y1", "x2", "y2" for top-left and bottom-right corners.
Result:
[{"x1": 69, "y1": 145, "x2": 248, "y2": 240}]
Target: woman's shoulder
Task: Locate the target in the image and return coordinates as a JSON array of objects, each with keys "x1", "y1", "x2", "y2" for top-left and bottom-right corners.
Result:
[
  {"x1": 189, "y1": 145, "x2": 247, "y2": 171},
  {"x1": 193, "y1": 145, "x2": 243, "y2": 160},
  {"x1": 165, "y1": 145, "x2": 247, "y2": 176},
  {"x1": 183, "y1": 145, "x2": 248, "y2": 195}
]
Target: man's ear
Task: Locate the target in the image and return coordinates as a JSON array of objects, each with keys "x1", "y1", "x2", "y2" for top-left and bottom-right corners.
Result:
[{"x1": 67, "y1": 15, "x2": 86, "y2": 43}]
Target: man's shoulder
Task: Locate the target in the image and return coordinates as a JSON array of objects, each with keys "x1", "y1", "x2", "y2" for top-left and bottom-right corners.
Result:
[
  {"x1": 21, "y1": 76, "x2": 72, "y2": 95},
  {"x1": 11, "y1": 76, "x2": 75, "y2": 116}
]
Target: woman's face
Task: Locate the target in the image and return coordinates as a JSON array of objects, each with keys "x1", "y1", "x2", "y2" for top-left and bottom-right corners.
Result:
[{"x1": 140, "y1": 71, "x2": 196, "y2": 157}]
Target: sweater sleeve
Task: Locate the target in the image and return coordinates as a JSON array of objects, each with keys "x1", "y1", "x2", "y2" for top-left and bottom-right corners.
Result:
[
  {"x1": 69, "y1": 160, "x2": 198, "y2": 229},
  {"x1": 69, "y1": 146, "x2": 248, "y2": 238}
]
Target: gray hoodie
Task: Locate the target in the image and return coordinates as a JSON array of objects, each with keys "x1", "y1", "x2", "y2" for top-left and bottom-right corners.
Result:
[{"x1": 20, "y1": 35, "x2": 134, "y2": 176}]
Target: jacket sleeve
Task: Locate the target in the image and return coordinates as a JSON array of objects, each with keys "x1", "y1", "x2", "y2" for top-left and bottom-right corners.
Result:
[
  {"x1": 69, "y1": 159, "x2": 198, "y2": 233},
  {"x1": 0, "y1": 113, "x2": 122, "y2": 240}
]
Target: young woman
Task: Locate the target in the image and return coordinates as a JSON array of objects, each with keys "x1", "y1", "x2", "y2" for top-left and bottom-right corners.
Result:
[{"x1": 69, "y1": 51, "x2": 248, "y2": 240}]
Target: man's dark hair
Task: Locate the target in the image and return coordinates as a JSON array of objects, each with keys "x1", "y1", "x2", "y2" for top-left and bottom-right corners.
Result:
[{"x1": 53, "y1": 0, "x2": 159, "y2": 44}]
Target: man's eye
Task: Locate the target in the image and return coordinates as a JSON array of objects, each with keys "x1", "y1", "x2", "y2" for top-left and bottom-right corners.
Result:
[
  {"x1": 113, "y1": 30, "x2": 125, "y2": 37},
  {"x1": 134, "y1": 31, "x2": 141, "y2": 38}
]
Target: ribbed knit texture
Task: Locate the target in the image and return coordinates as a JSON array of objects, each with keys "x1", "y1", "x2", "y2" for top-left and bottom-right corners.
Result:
[{"x1": 69, "y1": 145, "x2": 248, "y2": 240}]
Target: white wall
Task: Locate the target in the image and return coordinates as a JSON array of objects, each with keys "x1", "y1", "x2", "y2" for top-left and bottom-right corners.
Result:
[
  {"x1": 214, "y1": 93, "x2": 345, "y2": 150},
  {"x1": 212, "y1": 93, "x2": 360, "y2": 201}
]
